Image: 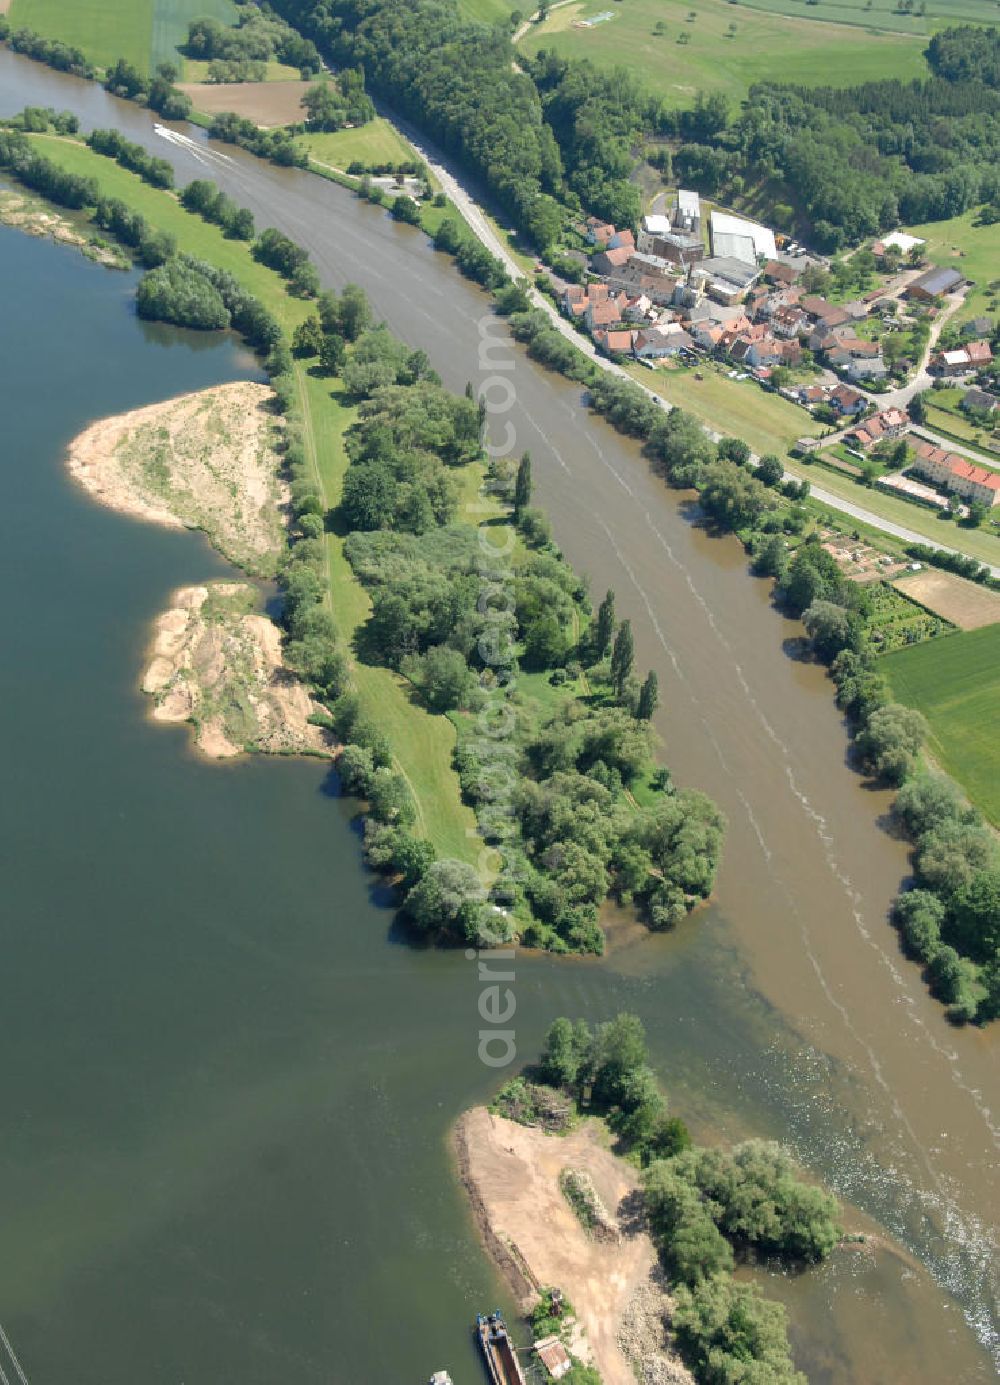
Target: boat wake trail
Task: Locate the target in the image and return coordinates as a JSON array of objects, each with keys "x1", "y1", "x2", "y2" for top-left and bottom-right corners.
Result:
[{"x1": 0, "y1": 1322, "x2": 29, "y2": 1385}]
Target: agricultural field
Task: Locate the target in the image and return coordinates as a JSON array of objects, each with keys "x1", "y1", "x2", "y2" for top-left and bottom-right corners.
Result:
[
  {"x1": 902, "y1": 210, "x2": 1000, "y2": 330},
  {"x1": 516, "y1": 0, "x2": 928, "y2": 108},
  {"x1": 7, "y1": 0, "x2": 238, "y2": 73},
  {"x1": 731, "y1": 0, "x2": 1000, "y2": 37},
  {"x1": 882, "y1": 621, "x2": 1000, "y2": 825},
  {"x1": 893, "y1": 566, "x2": 1000, "y2": 631}
]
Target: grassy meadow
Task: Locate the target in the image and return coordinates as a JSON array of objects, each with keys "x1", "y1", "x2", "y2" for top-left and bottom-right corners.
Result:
[
  {"x1": 902, "y1": 210, "x2": 1000, "y2": 331},
  {"x1": 730, "y1": 0, "x2": 1000, "y2": 37},
  {"x1": 516, "y1": 0, "x2": 928, "y2": 107},
  {"x1": 883, "y1": 622, "x2": 1000, "y2": 825},
  {"x1": 302, "y1": 119, "x2": 418, "y2": 170},
  {"x1": 8, "y1": 0, "x2": 238, "y2": 73},
  {"x1": 456, "y1": 0, "x2": 524, "y2": 20}
]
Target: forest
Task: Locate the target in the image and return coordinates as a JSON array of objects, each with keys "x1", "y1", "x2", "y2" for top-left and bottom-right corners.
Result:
[{"x1": 495, "y1": 1014, "x2": 841, "y2": 1385}]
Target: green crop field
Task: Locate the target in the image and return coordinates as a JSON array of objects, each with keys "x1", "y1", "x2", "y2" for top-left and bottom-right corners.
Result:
[
  {"x1": 517, "y1": 0, "x2": 928, "y2": 107},
  {"x1": 8, "y1": 0, "x2": 237, "y2": 73},
  {"x1": 901, "y1": 210, "x2": 1000, "y2": 331},
  {"x1": 729, "y1": 0, "x2": 1000, "y2": 37},
  {"x1": 882, "y1": 622, "x2": 1000, "y2": 825}
]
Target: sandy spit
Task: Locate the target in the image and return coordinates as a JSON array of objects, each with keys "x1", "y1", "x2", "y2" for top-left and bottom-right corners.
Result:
[
  {"x1": 453, "y1": 1107, "x2": 694, "y2": 1385},
  {"x1": 66, "y1": 381, "x2": 286, "y2": 574},
  {"x1": 143, "y1": 583, "x2": 335, "y2": 760}
]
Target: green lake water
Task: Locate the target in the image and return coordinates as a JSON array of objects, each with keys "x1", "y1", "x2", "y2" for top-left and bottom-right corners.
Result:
[{"x1": 0, "y1": 223, "x2": 995, "y2": 1384}]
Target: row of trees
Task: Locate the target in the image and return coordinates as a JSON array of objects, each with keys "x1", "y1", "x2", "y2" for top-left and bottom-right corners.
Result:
[
  {"x1": 1, "y1": 22, "x2": 93, "y2": 78},
  {"x1": 86, "y1": 127, "x2": 174, "y2": 190},
  {"x1": 180, "y1": 178, "x2": 255, "y2": 241},
  {"x1": 207, "y1": 111, "x2": 308, "y2": 169},
  {"x1": 103, "y1": 59, "x2": 192, "y2": 121},
  {"x1": 533, "y1": 1015, "x2": 838, "y2": 1384}
]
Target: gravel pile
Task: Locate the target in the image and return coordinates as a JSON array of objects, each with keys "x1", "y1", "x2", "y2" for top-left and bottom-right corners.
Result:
[{"x1": 617, "y1": 1271, "x2": 695, "y2": 1385}]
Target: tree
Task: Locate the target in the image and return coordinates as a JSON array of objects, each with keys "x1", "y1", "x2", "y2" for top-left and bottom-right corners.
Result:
[
  {"x1": 611, "y1": 620, "x2": 634, "y2": 697},
  {"x1": 856, "y1": 703, "x2": 928, "y2": 785},
  {"x1": 637, "y1": 671, "x2": 659, "y2": 721},
  {"x1": 802, "y1": 600, "x2": 858, "y2": 664},
  {"x1": 404, "y1": 858, "x2": 485, "y2": 938},
  {"x1": 756, "y1": 454, "x2": 785, "y2": 487},
  {"x1": 540, "y1": 1016, "x2": 589, "y2": 1088},
  {"x1": 292, "y1": 316, "x2": 324, "y2": 357},
  {"x1": 595, "y1": 589, "x2": 616, "y2": 660},
  {"x1": 514, "y1": 451, "x2": 532, "y2": 518},
  {"x1": 338, "y1": 282, "x2": 372, "y2": 342},
  {"x1": 318, "y1": 332, "x2": 346, "y2": 375},
  {"x1": 524, "y1": 614, "x2": 571, "y2": 669},
  {"x1": 406, "y1": 644, "x2": 473, "y2": 712},
  {"x1": 303, "y1": 80, "x2": 346, "y2": 131}
]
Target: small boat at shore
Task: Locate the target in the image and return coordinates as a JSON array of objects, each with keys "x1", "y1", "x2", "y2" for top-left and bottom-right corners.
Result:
[
  {"x1": 428, "y1": 1373, "x2": 453, "y2": 1385},
  {"x1": 476, "y1": 1311, "x2": 528, "y2": 1385}
]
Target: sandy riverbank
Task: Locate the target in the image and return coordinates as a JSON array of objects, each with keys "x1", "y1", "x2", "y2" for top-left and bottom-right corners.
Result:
[
  {"x1": 67, "y1": 381, "x2": 287, "y2": 575},
  {"x1": 454, "y1": 1107, "x2": 693, "y2": 1385},
  {"x1": 0, "y1": 188, "x2": 127, "y2": 265},
  {"x1": 143, "y1": 583, "x2": 334, "y2": 759}
]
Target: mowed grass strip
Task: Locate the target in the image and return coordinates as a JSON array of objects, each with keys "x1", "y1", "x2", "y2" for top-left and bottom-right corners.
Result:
[
  {"x1": 27, "y1": 136, "x2": 482, "y2": 859},
  {"x1": 301, "y1": 372, "x2": 482, "y2": 864},
  {"x1": 517, "y1": 0, "x2": 927, "y2": 108},
  {"x1": 882, "y1": 622, "x2": 1000, "y2": 825},
  {"x1": 8, "y1": 0, "x2": 154, "y2": 70}
]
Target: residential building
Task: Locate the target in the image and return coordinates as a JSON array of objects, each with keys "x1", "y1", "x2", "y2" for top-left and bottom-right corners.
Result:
[
  {"x1": 593, "y1": 327, "x2": 637, "y2": 356},
  {"x1": 634, "y1": 326, "x2": 693, "y2": 359},
  {"x1": 829, "y1": 384, "x2": 867, "y2": 415},
  {"x1": 585, "y1": 217, "x2": 616, "y2": 244},
  {"x1": 764, "y1": 259, "x2": 798, "y2": 288},
  {"x1": 800, "y1": 296, "x2": 850, "y2": 328},
  {"x1": 961, "y1": 387, "x2": 999, "y2": 414},
  {"x1": 691, "y1": 255, "x2": 761, "y2": 303},
  {"x1": 608, "y1": 228, "x2": 635, "y2": 251},
  {"x1": 911, "y1": 440, "x2": 1000, "y2": 507},
  {"x1": 847, "y1": 408, "x2": 908, "y2": 449},
  {"x1": 585, "y1": 298, "x2": 623, "y2": 332},
  {"x1": 961, "y1": 317, "x2": 993, "y2": 339},
  {"x1": 592, "y1": 245, "x2": 633, "y2": 276}
]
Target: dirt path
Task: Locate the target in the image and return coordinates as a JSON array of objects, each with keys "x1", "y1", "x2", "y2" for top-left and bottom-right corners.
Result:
[{"x1": 455, "y1": 1107, "x2": 693, "y2": 1385}]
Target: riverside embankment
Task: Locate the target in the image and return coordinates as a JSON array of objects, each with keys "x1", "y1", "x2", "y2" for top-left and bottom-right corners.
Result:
[{"x1": 0, "y1": 49, "x2": 996, "y2": 1382}]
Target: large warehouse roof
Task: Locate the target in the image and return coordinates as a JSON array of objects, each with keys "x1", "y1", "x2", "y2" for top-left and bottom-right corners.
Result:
[{"x1": 710, "y1": 211, "x2": 777, "y2": 262}]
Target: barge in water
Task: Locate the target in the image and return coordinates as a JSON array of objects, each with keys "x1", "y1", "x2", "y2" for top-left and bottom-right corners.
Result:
[{"x1": 476, "y1": 1311, "x2": 528, "y2": 1385}]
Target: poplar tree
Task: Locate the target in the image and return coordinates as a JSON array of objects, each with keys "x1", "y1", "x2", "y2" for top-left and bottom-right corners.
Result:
[
  {"x1": 595, "y1": 588, "x2": 616, "y2": 660},
  {"x1": 514, "y1": 451, "x2": 532, "y2": 518},
  {"x1": 637, "y1": 670, "x2": 659, "y2": 721},
  {"x1": 611, "y1": 619, "x2": 634, "y2": 697}
]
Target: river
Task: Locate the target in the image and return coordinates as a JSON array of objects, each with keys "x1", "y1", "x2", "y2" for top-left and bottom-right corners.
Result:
[{"x1": 0, "y1": 50, "x2": 997, "y2": 1383}]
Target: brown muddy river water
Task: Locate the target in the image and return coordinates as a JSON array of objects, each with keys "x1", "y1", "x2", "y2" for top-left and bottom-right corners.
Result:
[{"x1": 0, "y1": 50, "x2": 997, "y2": 1383}]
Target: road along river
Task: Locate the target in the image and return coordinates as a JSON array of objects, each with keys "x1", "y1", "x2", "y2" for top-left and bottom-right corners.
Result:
[{"x1": 0, "y1": 51, "x2": 997, "y2": 1380}]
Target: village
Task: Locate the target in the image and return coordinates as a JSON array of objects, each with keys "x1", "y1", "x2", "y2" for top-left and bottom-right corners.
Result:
[{"x1": 554, "y1": 192, "x2": 999, "y2": 519}]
